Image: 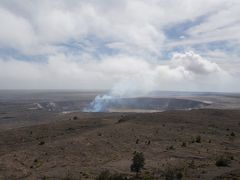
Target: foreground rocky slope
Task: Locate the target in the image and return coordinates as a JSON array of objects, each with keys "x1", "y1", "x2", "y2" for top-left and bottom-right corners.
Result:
[{"x1": 0, "y1": 109, "x2": 240, "y2": 179}]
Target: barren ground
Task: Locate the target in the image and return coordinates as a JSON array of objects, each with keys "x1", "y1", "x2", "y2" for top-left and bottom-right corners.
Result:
[{"x1": 0, "y1": 109, "x2": 240, "y2": 179}]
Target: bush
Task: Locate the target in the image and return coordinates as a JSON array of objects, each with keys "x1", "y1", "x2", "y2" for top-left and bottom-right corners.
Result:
[
  {"x1": 130, "y1": 152, "x2": 145, "y2": 177},
  {"x1": 166, "y1": 146, "x2": 175, "y2": 150},
  {"x1": 215, "y1": 156, "x2": 230, "y2": 167},
  {"x1": 96, "y1": 170, "x2": 128, "y2": 180},
  {"x1": 62, "y1": 177, "x2": 73, "y2": 180},
  {"x1": 181, "y1": 142, "x2": 186, "y2": 147},
  {"x1": 164, "y1": 167, "x2": 174, "y2": 180},
  {"x1": 143, "y1": 171, "x2": 154, "y2": 180},
  {"x1": 96, "y1": 170, "x2": 111, "y2": 180},
  {"x1": 110, "y1": 174, "x2": 128, "y2": 180},
  {"x1": 164, "y1": 166, "x2": 184, "y2": 180},
  {"x1": 176, "y1": 172, "x2": 183, "y2": 179},
  {"x1": 196, "y1": 136, "x2": 201, "y2": 143},
  {"x1": 62, "y1": 171, "x2": 74, "y2": 180},
  {"x1": 39, "y1": 141, "x2": 45, "y2": 145}
]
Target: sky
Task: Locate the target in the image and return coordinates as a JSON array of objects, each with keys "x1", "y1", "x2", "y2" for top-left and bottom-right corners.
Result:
[{"x1": 0, "y1": 0, "x2": 240, "y2": 93}]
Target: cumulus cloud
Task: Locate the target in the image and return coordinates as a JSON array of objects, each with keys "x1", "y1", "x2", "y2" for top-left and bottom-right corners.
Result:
[
  {"x1": 0, "y1": 7, "x2": 35, "y2": 52},
  {"x1": 171, "y1": 51, "x2": 221, "y2": 75},
  {"x1": 0, "y1": 52, "x2": 236, "y2": 93},
  {"x1": 0, "y1": 0, "x2": 237, "y2": 55},
  {"x1": 0, "y1": 0, "x2": 239, "y2": 92}
]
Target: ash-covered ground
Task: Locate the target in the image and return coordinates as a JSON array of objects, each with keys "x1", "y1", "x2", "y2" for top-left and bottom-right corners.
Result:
[
  {"x1": 1, "y1": 90, "x2": 240, "y2": 130},
  {"x1": 0, "y1": 90, "x2": 240, "y2": 179}
]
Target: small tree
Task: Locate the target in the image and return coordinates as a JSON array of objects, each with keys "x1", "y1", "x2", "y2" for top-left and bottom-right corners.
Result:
[{"x1": 130, "y1": 151, "x2": 145, "y2": 177}]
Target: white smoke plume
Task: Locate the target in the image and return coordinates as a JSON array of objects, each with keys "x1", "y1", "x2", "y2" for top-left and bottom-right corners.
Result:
[{"x1": 84, "y1": 51, "x2": 231, "y2": 112}]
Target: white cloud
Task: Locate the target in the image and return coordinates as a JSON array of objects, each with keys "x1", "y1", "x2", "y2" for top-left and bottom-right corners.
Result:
[
  {"x1": 0, "y1": 7, "x2": 35, "y2": 51},
  {"x1": 168, "y1": 1, "x2": 240, "y2": 47},
  {"x1": 0, "y1": 52, "x2": 237, "y2": 93},
  {"x1": 171, "y1": 51, "x2": 221, "y2": 75},
  {"x1": 0, "y1": 0, "x2": 239, "y2": 92},
  {"x1": 0, "y1": 0, "x2": 236, "y2": 55},
  {"x1": 187, "y1": 3, "x2": 240, "y2": 40}
]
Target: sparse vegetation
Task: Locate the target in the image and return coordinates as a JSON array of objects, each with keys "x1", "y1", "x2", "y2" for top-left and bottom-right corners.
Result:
[
  {"x1": 118, "y1": 115, "x2": 129, "y2": 123},
  {"x1": 187, "y1": 160, "x2": 195, "y2": 169},
  {"x1": 1, "y1": 106, "x2": 240, "y2": 179},
  {"x1": 62, "y1": 176, "x2": 73, "y2": 180},
  {"x1": 96, "y1": 170, "x2": 110, "y2": 180},
  {"x1": 130, "y1": 151, "x2": 145, "y2": 177},
  {"x1": 215, "y1": 156, "x2": 231, "y2": 167},
  {"x1": 39, "y1": 141, "x2": 45, "y2": 145},
  {"x1": 42, "y1": 176, "x2": 47, "y2": 180},
  {"x1": 62, "y1": 172, "x2": 74, "y2": 180},
  {"x1": 66, "y1": 127, "x2": 74, "y2": 131},
  {"x1": 96, "y1": 170, "x2": 128, "y2": 180},
  {"x1": 143, "y1": 171, "x2": 154, "y2": 180},
  {"x1": 146, "y1": 140, "x2": 151, "y2": 145},
  {"x1": 164, "y1": 167, "x2": 174, "y2": 180},
  {"x1": 176, "y1": 172, "x2": 183, "y2": 180},
  {"x1": 163, "y1": 166, "x2": 184, "y2": 180},
  {"x1": 196, "y1": 135, "x2": 201, "y2": 143},
  {"x1": 181, "y1": 142, "x2": 186, "y2": 147},
  {"x1": 167, "y1": 145, "x2": 175, "y2": 150}
]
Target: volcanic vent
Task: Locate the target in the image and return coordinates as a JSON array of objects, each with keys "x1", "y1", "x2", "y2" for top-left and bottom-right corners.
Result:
[{"x1": 85, "y1": 96, "x2": 211, "y2": 112}]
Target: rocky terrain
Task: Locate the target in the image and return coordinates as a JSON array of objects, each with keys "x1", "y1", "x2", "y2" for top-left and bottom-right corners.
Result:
[{"x1": 0, "y1": 109, "x2": 240, "y2": 179}]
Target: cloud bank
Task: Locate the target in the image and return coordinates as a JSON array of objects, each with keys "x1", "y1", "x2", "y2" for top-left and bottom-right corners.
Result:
[
  {"x1": 0, "y1": 51, "x2": 235, "y2": 93},
  {"x1": 0, "y1": 0, "x2": 239, "y2": 92}
]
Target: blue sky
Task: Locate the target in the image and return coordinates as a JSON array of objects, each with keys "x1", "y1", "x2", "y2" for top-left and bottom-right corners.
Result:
[{"x1": 0, "y1": 0, "x2": 240, "y2": 92}]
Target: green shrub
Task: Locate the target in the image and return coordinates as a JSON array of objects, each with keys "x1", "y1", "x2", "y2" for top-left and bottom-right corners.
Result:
[
  {"x1": 39, "y1": 141, "x2": 45, "y2": 145},
  {"x1": 143, "y1": 171, "x2": 154, "y2": 180},
  {"x1": 181, "y1": 142, "x2": 186, "y2": 147},
  {"x1": 164, "y1": 166, "x2": 184, "y2": 180},
  {"x1": 164, "y1": 167, "x2": 175, "y2": 180},
  {"x1": 176, "y1": 171, "x2": 183, "y2": 179},
  {"x1": 196, "y1": 136, "x2": 201, "y2": 143},
  {"x1": 215, "y1": 156, "x2": 230, "y2": 167},
  {"x1": 96, "y1": 170, "x2": 111, "y2": 180},
  {"x1": 62, "y1": 171, "x2": 74, "y2": 180},
  {"x1": 166, "y1": 146, "x2": 175, "y2": 150},
  {"x1": 96, "y1": 170, "x2": 128, "y2": 180},
  {"x1": 130, "y1": 152, "x2": 145, "y2": 177}
]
